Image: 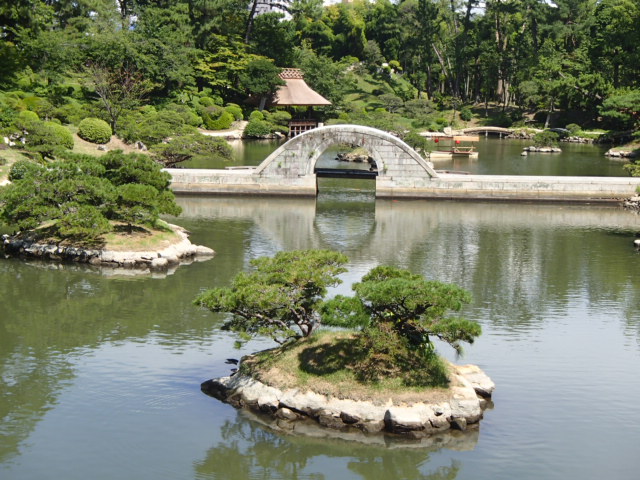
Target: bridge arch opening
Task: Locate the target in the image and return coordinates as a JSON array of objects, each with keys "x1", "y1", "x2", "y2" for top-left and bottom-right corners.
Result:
[{"x1": 255, "y1": 125, "x2": 438, "y2": 195}]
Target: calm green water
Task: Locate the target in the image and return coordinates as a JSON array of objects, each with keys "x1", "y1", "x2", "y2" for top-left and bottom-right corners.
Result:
[
  {"x1": 2, "y1": 141, "x2": 640, "y2": 480},
  {"x1": 182, "y1": 137, "x2": 628, "y2": 177}
]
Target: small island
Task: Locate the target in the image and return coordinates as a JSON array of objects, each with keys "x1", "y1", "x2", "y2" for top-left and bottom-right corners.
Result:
[
  {"x1": 196, "y1": 250, "x2": 494, "y2": 439},
  {"x1": 0, "y1": 150, "x2": 213, "y2": 271}
]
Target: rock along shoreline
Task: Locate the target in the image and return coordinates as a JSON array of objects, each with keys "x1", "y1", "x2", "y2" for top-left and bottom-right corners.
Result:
[
  {"x1": 201, "y1": 363, "x2": 495, "y2": 439},
  {"x1": 1, "y1": 223, "x2": 214, "y2": 271}
]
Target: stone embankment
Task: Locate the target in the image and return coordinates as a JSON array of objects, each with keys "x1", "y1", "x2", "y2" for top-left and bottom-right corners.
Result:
[
  {"x1": 605, "y1": 148, "x2": 638, "y2": 159},
  {"x1": 201, "y1": 364, "x2": 495, "y2": 439},
  {"x1": 522, "y1": 145, "x2": 562, "y2": 154},
  {"x1": 623, "y1": 195, "x2": 640, "y2": 212},
  {"x1": 561, "y1": 136, "x2": 594, "y2": 144},
  {"x1": 1, "y1": 224, "x2": 214, "y2": 271}
]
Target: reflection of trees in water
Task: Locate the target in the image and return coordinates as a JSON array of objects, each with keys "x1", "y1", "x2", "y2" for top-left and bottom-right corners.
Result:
[
  {"x1": 0, "y1": 346, "x2": 74, "y2": 463},
  {"x1": 177, "y1": 196, "x2": 640, "y2": 344},
  {"x1": 194, "y1": 415, "x2": 461, "y2": 480},
  {"x1": 0, "y1": 256, "x2": 223, "y2": 464}
]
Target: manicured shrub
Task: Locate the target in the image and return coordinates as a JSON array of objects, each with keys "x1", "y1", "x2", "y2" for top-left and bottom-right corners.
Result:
[
  {"x1": 23, "y1": 121, "x2": 74, "y2": 158},
  {"x1": 0, "y1": 104, "x2": 17, "y2": 128},
  {"x1": 243, "y1": 119, "x2": 271, "y2": 138},
  {"x1": 150, "y1": 133, "x2": 234, "y2": 167},
  {"x1": 78, "y1": 117, "x2": 112, "y2": 144},
  {"x1": 201, "y1": 105, "x2": 227, "y2": 130},
  {"x1": 198, "y1": 96, "x2": 216, "y2": 108},
  {"x1": 119, "y1": 110, "x2": 195, "y2": 146},
  {"x1": 14, "y1": 110, "x2": 39, "y2": 130},
  {"x1": 249, "y1": 110, "x2": 264, "y2": 121},
  {"x1": 566, "y1": 123, "x2": 582, "y2": 136},
  {"x1": 208, "y1": 111, "x2": 234, "y2": 130},
  {"x1": 459, "y1": 107, "x2": 473, "y2": 122},
  {"x1": 268, "y1": 110, "x2": 292, "y2": 126},
  {"x1": 165, "y1": 103, "x2": 202, "y2": 126},
  {"x1": 46, "y1": 122, "x2": 74, "y2": 149},
  {"x1": 533, "y1": 130, "x2": 560, "y2": 147},
  {"x1": 225, "y1": 104, "x2": 243, "y2": 121}
]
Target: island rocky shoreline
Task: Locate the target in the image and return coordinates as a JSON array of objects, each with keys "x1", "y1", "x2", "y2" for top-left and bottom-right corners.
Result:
[
  {"x1": 202, "y1": 363, "x2": 495, "y2": 439},
  {"x1": 1, "y1": 223, "x2": 214, "y2": 271}
]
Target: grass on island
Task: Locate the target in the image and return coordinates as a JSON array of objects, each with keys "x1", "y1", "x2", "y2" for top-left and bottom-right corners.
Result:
[
  {"x1": 239, "y1": 330, "x2": 455, "y2": 405},
  {"x1": 21, "y1": 220, "x2": 181, "y2": 252},
  {"x1": 101, "y1": 221, "x2": 181, "y2": 252}
]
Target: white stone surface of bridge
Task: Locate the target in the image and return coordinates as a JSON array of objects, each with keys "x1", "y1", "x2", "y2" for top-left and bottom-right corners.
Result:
[{"x1": 167, "y1": 124, "x2": 640, "y2": 202}]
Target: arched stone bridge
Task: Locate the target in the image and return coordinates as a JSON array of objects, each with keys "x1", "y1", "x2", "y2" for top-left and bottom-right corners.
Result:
[
  {"x1": 462, "y1": 126, "x2": 513, "y2": 136},
  {"x1": 255, "y1": 124, "x2": 438, "y2": 179},
  {"x1": 167, "y1": 124, "x2": 640, "y2": 201}
]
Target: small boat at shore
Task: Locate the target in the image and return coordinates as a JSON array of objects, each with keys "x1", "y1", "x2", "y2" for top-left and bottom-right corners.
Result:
[{"x1": 429, "y1": 135, "x2": 480, "y2": 160}]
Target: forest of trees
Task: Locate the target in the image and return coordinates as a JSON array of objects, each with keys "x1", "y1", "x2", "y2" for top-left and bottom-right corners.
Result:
[{"x1": 1, "y1": 0, "x2": 640, "y2": 142}]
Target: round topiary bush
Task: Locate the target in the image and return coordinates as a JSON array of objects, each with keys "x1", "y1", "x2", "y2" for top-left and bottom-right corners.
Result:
[
  {"x1": 208, "y1": 111, "x2": 234, "y2": 130},
  {"x1": 533, "y1": 130, "x2": 560, "y2": 147},
  {"x1": 225, "y1": 104, "x2": 243, "y2": 121},
  {"x1": 78, "y1": 117, "x2": 112, "y2": 144},
  {"x1": 201, "y1": 105, "x2": 225, "y2": 130},
  {"x1": 459, "y1": 107, "x2": 473, "y2": 122},
  {"x1": 15, "y1": 110, "x2": 39, "y2": 130},
  {"x1": 249, "y1": 110, "x2": 264, "y2": 121},
  {"x1": 243, "y1": 119, "x2": 271, "y2": 138},
  {"x1": 44, "y1": 122, "x2": 74, "y2": 149},
  {"x1": 269, "y1": 110, "x2": 292, "y2": 126}
]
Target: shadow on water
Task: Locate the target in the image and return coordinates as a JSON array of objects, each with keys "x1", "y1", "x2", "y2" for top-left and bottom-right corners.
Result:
[{"x1": 194, "y1": 411, "x2": 467, "y2": 480}]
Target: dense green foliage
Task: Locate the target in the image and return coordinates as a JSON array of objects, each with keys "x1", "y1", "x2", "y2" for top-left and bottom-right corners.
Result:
[
  {"x1": 196, "y1": 250, "x2": 480, "y2": 387},
  {"x1": 78, "y1": 117, "x2": 112, "y2": 144},
  {"x1": 150, "y1": 133, "x2": 234, "y2": 167},
  {"x1": 533, "y1": 130, "x2": 560, "y2": 148},
  {"x1": 0, "y1": 151, "x2": 182, "y2": 240},
  {"x1": 320, "y1": 265, "x2": 480, "y2": 385},
  {"x1": 25, "y1": 121, "x2": 74, "y2": 158},
  {"x1": 0, "y1": 0, "x2": 638, "y2": 152},
  {"x1": 322, "y1": 266, "x2": 480, "y2": 354},
  {"x1": 195, "y1": 250, "x2": 349, "y2": 344}
]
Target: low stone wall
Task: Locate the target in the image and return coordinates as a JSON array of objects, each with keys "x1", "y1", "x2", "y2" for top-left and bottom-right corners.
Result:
[
  {"x1": 1, "y1": 224, "x2": 214, "y2": 271},
  {"x1": 166, "y1": 168, "x2": 318, "y2": 197},
  {"x1": 167, "y1": 169, "x2": 640, "y2": 202},
  {"x1": 201, "y1": 364, "x2": 495, "y2": 439},
  {"x1": 377, "y1": 174, "x2": 640, "y2": 202}
]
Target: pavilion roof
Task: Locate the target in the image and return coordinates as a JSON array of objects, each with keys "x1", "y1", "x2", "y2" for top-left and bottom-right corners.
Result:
[{"x1": 272, "y1": 68, "x2": 332, "y2": 107}]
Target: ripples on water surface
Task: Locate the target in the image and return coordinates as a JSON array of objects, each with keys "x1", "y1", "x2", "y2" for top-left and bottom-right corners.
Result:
[{"x1": 2, "y1": 148, "x2": 640, "y2": 479}]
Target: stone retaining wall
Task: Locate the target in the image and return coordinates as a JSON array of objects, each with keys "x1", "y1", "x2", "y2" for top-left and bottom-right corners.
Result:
[
  {"x1": 168, "y1": 169, "x2": 640, "y2": 202},
  {"x1": 1, "y1": 224, "x2": 214, "y2": 271},
  {"x1": 201, "y1": 364, "x2": 495, "y2": 439}
]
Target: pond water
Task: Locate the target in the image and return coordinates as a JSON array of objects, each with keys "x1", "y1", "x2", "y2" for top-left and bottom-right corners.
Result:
[
  {"x1": 182, "y1": 137, "x2": 628, "y2": 177},
  {"x1": 1, "y1": 140, "x2": 640, "y2": 480}
]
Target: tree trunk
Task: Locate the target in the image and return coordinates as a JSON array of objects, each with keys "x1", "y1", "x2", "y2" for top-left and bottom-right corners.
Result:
[{"x1": 245, "y1": 0, "x2": 259, "y2": 43}]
